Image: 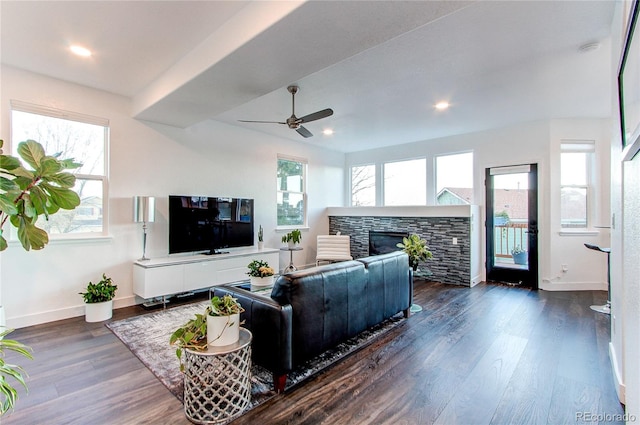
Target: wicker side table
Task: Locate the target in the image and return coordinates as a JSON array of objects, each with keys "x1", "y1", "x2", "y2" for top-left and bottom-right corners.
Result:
[{"x1": 184, "y1": 328, "x2": 252, "y2": 424}]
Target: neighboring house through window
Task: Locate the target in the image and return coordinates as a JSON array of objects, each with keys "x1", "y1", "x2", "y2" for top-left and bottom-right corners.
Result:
[
  {"x1": 435, "y1": 152, "x2": 474, "y2": 205},
  {"x1": 277, "y1": 155, "x2": 307, "y2": 227},
  {"x1": 10, "y1": 100, "x2": 109, "y2": 237}
]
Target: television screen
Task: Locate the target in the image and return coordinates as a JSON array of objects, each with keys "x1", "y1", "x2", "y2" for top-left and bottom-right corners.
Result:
[{"x1": 169, "y1": 196, "x2": 254, "y2": 255}]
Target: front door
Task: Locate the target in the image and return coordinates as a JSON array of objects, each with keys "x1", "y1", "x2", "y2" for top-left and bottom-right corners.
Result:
[{"x1": 485, "y1": 164, "x2": 538, "y2": 288}]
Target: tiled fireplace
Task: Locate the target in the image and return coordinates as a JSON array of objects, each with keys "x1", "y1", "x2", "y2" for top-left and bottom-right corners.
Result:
[{"x1": 327, "y1": 206, "x2": 481, "y2": 287}]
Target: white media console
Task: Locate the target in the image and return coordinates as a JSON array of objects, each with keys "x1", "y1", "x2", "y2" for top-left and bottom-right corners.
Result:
[{"x1": 133, "y1": 247, "x2": 279, "y2": 300}]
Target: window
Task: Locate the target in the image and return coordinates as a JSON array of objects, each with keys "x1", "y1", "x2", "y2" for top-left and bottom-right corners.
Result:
[
  {"x1": 10, "y1": 100, "x2": 109, "y2": 236},
  {"x1": 383, "y1": 158, "x2": 426, "y2": 206},
  {"x1": 560, "y1": 141, "x2": 594, "y2": 228},
  {"x1": 350, "y1": 164, "x2": 376, "y2": 206},
  {"x1": 277, "y1": 156, "x2": 307, "y2": 227},
  {"x1": 435, "y1": 152, "x2": 473, "y2": 205}
]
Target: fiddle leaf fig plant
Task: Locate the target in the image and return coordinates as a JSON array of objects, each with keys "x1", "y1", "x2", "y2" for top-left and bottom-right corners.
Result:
[{"x1": 0, "y1": 139, "x2": 82, "y2": 251}]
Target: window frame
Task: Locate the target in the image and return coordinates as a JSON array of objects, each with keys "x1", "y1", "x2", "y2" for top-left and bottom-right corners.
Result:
[
  {"x1": 382, "y1": 157, "x2": 427, "y2": 206},
  {"x1": 349, "y1": 163, "x2": 377, "y2": 206},
  {"x1": 276, "y1": 154, "x2": 308, "y2": 229},
  {"x1": 9, "y1": 100, "x2": 110, "y2": 239},
  {"x1": 559, "y1": 141, "x2": 595, "y2": 230},
  {"x1": 434, "y1": 151, "x2": 474, "y2": 205}
]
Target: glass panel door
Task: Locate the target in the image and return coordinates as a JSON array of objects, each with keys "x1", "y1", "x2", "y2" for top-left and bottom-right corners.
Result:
[{"x1": 486, "y1": 164, "x2": 538, "y2": 287}]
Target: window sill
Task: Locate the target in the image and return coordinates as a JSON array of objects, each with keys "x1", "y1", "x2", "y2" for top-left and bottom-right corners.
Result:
[
  {"x1": 558, "y1": 229, "x2": 599, "y2": 236},
  {"x1": 7, "y1": 234, "x2": 114, "y2": 247},
  {"x1": 276, "y1": 226, "x2": 310, "y2": 233}
]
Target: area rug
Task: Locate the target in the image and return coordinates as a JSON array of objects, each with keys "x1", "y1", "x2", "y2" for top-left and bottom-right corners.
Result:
[{"x1": 106, "y1": 300, "x2": 407, "y2": 409}]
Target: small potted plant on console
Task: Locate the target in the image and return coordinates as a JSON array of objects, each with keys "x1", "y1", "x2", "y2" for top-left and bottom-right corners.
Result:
[
  {"x1": 247, "y1": 259, "x2": 276, "y2": 287},
  {"x1": 79, "y1": 273, "x2": 118, "y2": 322}
]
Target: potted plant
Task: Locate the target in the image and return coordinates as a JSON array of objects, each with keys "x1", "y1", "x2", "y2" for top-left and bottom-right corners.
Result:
[
  {"x1": 169, "y1": 311, "x2": 208, "y2": 372},
  {"x1": 207, "y1": 295, "x2": 245, "y2": 347},
  {"x1": 396, "y1": 233, "x2": 433, "y2": 271},
  {"x1": 0, "y1": 329, "x2": 32, "y2": 415},
  {"x1": 258, "y1": 225, "x2": 264, "y2": 250},
  {"x1": 511, "y1": 246, "x2": 527, "y2": 265},
  {"x1": 247, "y1": 259, "x2": 276, "y2": 287},
  {"x1": 79, "y1": 274, "x2": 118, "y2": 322},
  {"x1": 281, "y1": 229, "x2": 302, "y2": 248}
]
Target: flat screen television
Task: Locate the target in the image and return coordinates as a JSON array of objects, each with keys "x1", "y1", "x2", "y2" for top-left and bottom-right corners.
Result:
[{"x1": 169, "y1": 196, "x2": 254, "y2": 255}]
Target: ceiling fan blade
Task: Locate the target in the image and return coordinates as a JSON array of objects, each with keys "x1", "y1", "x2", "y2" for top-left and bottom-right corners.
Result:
[
  {"x1": 296, "y1": 125, "x2": 313, "y2": 138},
  {"x1": 298, "y1": 108, "x2": 333, "y2": 124},
  {"x1": 238, "y1": 119, "x2": 286, "y2": 124}
]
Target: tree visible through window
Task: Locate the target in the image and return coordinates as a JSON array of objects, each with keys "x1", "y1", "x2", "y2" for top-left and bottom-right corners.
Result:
[
  {"x1": 10, "y1": 101, "x2": 108, "y2": 236},
  {"x1": 351, "y1": 164, "x2": 375, "y2": 206},
  {"x1": 277, "y1": 156, "x2": 307, "y2": 227}
]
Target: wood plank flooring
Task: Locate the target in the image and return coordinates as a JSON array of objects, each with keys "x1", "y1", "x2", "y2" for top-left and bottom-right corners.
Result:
[{"x1": 3, "y1": 281, "x2": 624, "y2": 424}]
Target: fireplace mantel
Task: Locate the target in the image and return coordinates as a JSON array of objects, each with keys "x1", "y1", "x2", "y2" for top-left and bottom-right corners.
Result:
[{"x1": 326, "y1": 205, "x2": 476, "y2": 218}]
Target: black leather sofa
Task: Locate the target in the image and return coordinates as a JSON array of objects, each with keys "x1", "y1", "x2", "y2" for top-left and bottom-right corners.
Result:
[{"x1": 213, "y1": 251, "x2": 412, "y2": 392}]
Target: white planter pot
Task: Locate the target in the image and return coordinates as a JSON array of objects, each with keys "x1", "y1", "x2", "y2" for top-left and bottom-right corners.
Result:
[
  {"x1": 287, "y1": 241, "x2": 299, "y2": 249},
  {"x1": 207, "y1": 313, "x2": 240, "y2": 347},
  {"x1": 258, "y1": 241, "x2": 264, "y2": 250},
  {"x1": 85, "y1": 300, "x2": 113, "y2": 323},
  {"x1": 250, "y1": 275, "x2": 274, "y2": 287}
]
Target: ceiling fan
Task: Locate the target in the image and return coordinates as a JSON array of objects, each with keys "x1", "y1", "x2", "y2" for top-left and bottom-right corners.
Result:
[{"x1": 238, "y1": 85, "x2": 333, "y2": 138}]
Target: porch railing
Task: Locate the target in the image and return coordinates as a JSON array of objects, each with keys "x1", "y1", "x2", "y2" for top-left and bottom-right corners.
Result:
[{"x1": 494, "y1": 222, "x2": 528, "y2": 258}]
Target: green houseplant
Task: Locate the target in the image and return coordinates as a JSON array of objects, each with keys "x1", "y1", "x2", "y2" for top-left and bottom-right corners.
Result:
[
  {"x1": 170, "y1": 295, "x2": 245, "y2": 371},
  {"x1": 0, "y1": 138, "x2": 81, "y2": 414},
  {"x1": 247, "y1": 259, "x2": 276, "y2": 287},
  {"x1": 396, "y1": 233, "x2": 433, "y2": 271},
  {"x1": 79, "y1": 274, "x2": 118, "y2": 322},
  {"x1": 281, "y1": 229, "x2": 302, "y2": 247},
  {"x1": 0, "y1": 139, "x2": 82, "y2": 251},
  {"x1": 511, "y1": 246, "x2": 527, "y2": 265}
]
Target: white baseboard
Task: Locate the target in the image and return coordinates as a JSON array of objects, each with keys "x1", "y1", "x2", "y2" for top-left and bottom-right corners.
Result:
[
  {"x1": 539, "y1": 280, "x2": 607, "y2": 291},
  {"x1": 609, "y1": 342, "x2": 626, "y2": 404},
  {"x1": 7, "y1": 296, "x2": 138, "y2": 329},
  {"x1": 470, "y1": 274, "x2": 482, "y2": 287}
]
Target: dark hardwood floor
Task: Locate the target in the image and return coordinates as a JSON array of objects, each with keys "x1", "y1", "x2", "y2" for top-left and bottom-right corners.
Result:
[{"x1": 3, "y1": 280, "x2": 624, "y2": 424}]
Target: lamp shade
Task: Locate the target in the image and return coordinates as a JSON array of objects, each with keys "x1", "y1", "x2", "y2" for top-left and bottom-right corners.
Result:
[{"x1": 133, "y1": 196, "x2": 155, "y2": 223}]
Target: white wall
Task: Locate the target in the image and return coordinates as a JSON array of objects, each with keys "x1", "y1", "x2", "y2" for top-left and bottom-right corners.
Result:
[
  {"x1": 345, "y1": 118, "x2": 611, "y2": 291},
  {"x1": 0, "y1": 66, "x2": 344, "y2": 328}
]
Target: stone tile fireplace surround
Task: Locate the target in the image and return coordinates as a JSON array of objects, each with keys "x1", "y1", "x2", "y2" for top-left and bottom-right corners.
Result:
[{"x1": 327, "y1": 206, "x2": 481, "y2": 287}]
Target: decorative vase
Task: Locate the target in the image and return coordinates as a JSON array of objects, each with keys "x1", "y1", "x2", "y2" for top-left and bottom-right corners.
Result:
[
  {"x1": 85, "y1": 300, "x2": 113, "y2": 323},
  {"x1": 207, "y1": 313, "x2": 240, "y2": 347},
  {"x1": 250, "y1": 275, "x2": 274, "y2": 287}
]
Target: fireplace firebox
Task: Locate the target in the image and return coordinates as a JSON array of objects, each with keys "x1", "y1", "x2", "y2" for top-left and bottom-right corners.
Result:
[{"x1": 368, "y1": 231, "x2": 408, "y2": 256}]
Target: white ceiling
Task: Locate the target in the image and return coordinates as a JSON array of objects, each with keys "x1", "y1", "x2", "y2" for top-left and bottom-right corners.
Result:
[{"x1": 1, "y1": 1, "x2": 616, "y2": 153}]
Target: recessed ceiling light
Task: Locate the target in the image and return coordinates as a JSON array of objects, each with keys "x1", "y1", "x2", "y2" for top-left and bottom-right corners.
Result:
[
  {"x1": 435, "y1": 101, "x2": 450, "y2": 110},
  {"x1": 323, "y1": 129, "x2": 334, "y2": 136},
  {"x1": 70, "y1": 45, "x2": 92, "y2": 57}
]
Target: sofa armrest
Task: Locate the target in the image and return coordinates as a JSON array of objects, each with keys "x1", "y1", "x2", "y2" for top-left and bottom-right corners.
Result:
[{"x1": 213, "y1": 286, "x2": 293, "y2": 375}]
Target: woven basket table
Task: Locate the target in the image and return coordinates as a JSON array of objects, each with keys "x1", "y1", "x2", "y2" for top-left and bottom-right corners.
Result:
[{"x1": 184, "y1": 328, "x2": 252, "y2": 424}]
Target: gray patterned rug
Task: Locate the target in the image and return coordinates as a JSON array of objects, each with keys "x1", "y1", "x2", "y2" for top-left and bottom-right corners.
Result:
[{"x1": 106, "y1": 300, "x2": 406, "y2": 408}]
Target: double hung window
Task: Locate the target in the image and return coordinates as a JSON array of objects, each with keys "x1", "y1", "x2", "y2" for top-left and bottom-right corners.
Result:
[
  {"x1": 10, "y1": 100, "x2": 109, "y2": 237},
  {"x1": 277, "y1": 156, "x2": 307, "y2": 227}
]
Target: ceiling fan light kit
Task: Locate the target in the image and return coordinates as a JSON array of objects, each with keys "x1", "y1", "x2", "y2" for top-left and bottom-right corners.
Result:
[{"x1": 239, "y1": 85, "x2": 333, "y2": 138}]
